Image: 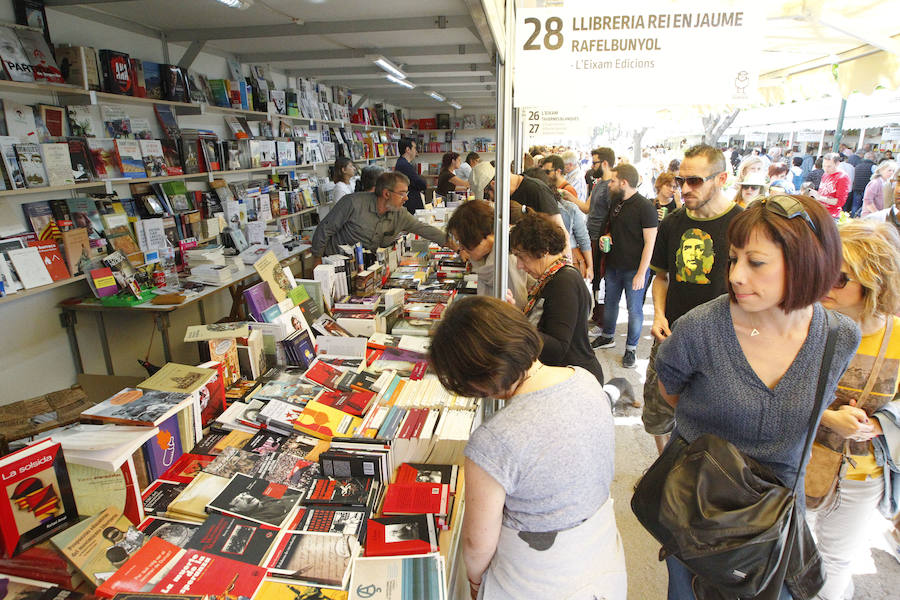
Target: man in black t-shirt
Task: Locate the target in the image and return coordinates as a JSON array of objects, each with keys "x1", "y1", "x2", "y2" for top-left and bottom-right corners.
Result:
[
  {"x1": 643, "y1": 144, "x2": 742, "y2": 454},
  {"x1": 591, "y1": 164, "x2": 657, "y2": 368}
]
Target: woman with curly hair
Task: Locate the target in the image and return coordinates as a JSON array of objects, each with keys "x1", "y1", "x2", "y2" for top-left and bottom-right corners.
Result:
[
  {"x1": 509, "y1": 212, "x2": 604, "y2": 383},
  {"x1": 807, "y1": 220, "x2": 900, "y2": 600}
]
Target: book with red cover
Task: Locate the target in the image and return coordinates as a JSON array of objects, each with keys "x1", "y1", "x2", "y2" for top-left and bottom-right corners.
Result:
[
  {"x1": 151, "y1": 548, "x2": 266, "y2": 598},
  {"x1": 364, "y1": 514, "x2": 438, "y2": 557},
  {"x1": 313, "y1": 389, "x2": 375, "y2": 418},
  {"x1": 158, "y1": 453, "x2": 215, "y2": 484},
  {"x1": 94, "y1": 536, "x2": 182, "y2": 598},
  {"x1": 381, "y1": 482, "x2": 450, "y2": 516},
  {"x1": 195, "y1": 361, "x2": 226, "y2": 426},
  {"x1": 27, "y1": 241, "x2": 70, "y2": 282},
  {"x1": 395, "y1": 463, "x2": 459, "y2": 493},
  {"x1": 302, "y1": 360, "x2": 344, "y2": 391},
  {"x1": 185, "y1": 514, "x2": 278, "y2": 565},
  {"x1": 90, "y1": 267, "x2": 118, "y2": 297}
]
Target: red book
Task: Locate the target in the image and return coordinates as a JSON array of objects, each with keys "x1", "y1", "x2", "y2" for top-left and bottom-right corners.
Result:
[
  {"x1": 94, "y1": 536, "x2": 182, "y2": 598},
  {"x1": 364, "y1": 514, "x2": 439, "y2": 557},
  {"x1": 314, "y1": 389, "x2": 375, "y2": 418},
  {"x1": 159, "y1": 453, "x2": 215, "y2": 484},
  {"x1": 381, "y1": 482, "x2": 450, "y2": 516},
  {"x1": 27, "y1": 240, "x2": 70, "y2": 282},
  {"x1": 151, "y1": 549, "x2": 266, "y2": 598},
  {"x1": 196, "y1": 361, "x2": 226, "y2": 426},
  {"x1": 302, "y1": 360, "x2": 344, "y2": 390}
]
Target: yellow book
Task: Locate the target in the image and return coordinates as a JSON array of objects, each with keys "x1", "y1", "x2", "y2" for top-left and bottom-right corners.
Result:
[
  {"x1": 253, "y1": 580, "x2": 347, "y2": 600},
  {"x1": 213, "y1": 429, "x2": 254, "y2": 454},
  {"x1": 253, "y1": 250, "x2": 289, "y2": 302},
  {"x1": 293, "y1": 400, "x2": 362, "y2": 440}
]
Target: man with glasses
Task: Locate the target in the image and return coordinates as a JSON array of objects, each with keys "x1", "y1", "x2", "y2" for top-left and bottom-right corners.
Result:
[
  {"x1": 561, "y1": 150, "x2": 587, "y2": 204},
  {"x1": 641, "y1": 144, "x2": 742, "y2": 453},
  {"x1": 591, "y1": 163, "x2": 657, "y2": 369},
  {"x1": 586, "y1": 147, "x2": 616, "y2": 325},
  {"x1": 541, "y1": 155, "x2": 584, "y2": 211},
  {"x1": 311, "y1": 172, "x2": 450, "y2": 261},
  {"x1": 394, "y1": 138, "x2": 428, "y2": 213}
]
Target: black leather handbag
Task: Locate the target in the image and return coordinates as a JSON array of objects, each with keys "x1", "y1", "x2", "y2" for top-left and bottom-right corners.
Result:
[{"x1": 632, "y1": 311, "x2": 837, "y2": 600}]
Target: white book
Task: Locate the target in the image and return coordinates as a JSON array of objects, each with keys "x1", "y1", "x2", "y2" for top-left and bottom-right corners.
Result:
[
  {"x1": 7, "y1": 247, "x2": 52, "y2": 288},
  {"x1": 40, "y1": 143, "x2": 75, "y2": 186},
  {"x1": 0, "y1": 26, "x2": 34, "y2": 82},
  {"x1": 46, "y1": 424, "x2": 159, "y2": 471},
  {"x1": 4, "y1": 101, "x2": 37, "y2": 142},
  {"x1": 141, "y1": 217, "x2": 167, "y2": 251},
  {"x1": 0, "y1": 135, "x2": 25, "y2": 188}
]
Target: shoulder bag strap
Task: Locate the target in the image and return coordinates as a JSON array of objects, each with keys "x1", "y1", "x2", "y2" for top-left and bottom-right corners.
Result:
[
  {"x1": 856, "y1": 317, "x2": 894, "y2": 412},
  {"x1": 792, "y1": 309, "x2": 839, "y2": 493}
]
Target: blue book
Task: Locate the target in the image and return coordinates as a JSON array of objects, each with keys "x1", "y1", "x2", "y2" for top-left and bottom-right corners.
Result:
[
  {"x1": 239, "y1": 80, "x2": 249, "y2": 110},
  {"x1": 142, "y1": 61, "x2": 162, "y2": 99},
  {"x1": 143, "y1": 413, "x2": 183, "y2": 480},
  {"x1": 261, "y1": 303, "x2": 283, "y2": 323}
]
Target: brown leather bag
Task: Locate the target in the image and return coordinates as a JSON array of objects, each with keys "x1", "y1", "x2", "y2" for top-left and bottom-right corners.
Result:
[{"x1": 805, "y1": 317, "x2": 893, "y2": 510}]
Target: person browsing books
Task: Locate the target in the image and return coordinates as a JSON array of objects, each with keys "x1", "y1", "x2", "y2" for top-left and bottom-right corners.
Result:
[
  {"x1": 806, "y1": 220, "x2": 900, "y2": 600},
  {"x1": 428, "y1": 296, "x2": 626, "y2": 600},
  {"x1": 311, "y1": 172, "x2": 454, "y2": 261},
  {"x1": 509, "y1": 213, "x2": 604, "y2": 384},
  {"x1": 446, "y1": 200, "x2": 529, "y2": 308},
  {"x1": 652, "y1": 195, "x2": 860, "y2": 599}
]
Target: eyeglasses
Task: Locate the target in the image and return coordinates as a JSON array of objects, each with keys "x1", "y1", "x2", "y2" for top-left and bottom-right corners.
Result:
[
  {"x1": 759, "y1": 195, "x2": 818, "y2": 236},
  {"x1": 741, "y1": 186, "x2": 762, "y2": 192},
  {"x1": 674, "y1": 172, "x2": 722, "y2": 187},
  {"x1": 387, "y1": 189, "x2": 409, "y2": 198},
  {"x1": 833, "y1": 272, "x2": 854, "y2": 289},
  {"x1": 542, "y1": 168, "x2": 554, "y2": 174}
]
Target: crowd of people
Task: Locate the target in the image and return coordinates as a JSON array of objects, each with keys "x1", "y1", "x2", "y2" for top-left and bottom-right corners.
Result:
[{"x1": 309, "y1": 138, "x2": 900, "y2": 600}]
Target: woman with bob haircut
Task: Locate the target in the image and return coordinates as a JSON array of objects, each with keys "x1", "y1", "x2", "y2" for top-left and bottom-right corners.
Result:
[
  {"x1": 436, "y1": 151, "x2": 470, "y2": 198},
  {"x1": 428, "y1": 296, "x2": 626, "y2": 600},
  {"x1": 509, "y1": 212, "x2": 604, "y2": 383},
  {"x1": 654, "y1": 194, "x2": 861, "y2": 600},
  {"x1": 807, "y1": 220, "x2": 900, "y2": 600}
]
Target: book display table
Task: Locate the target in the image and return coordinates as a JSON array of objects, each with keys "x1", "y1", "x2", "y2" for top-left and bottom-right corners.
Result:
[{"x1": 59, "y1": 245, "x2": 311, "y2": 375}]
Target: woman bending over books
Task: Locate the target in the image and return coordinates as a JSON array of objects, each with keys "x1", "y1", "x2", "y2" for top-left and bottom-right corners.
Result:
[
  {"x1": 429, "y1": 296, "x2": 626, "y2": 600},
  {"x1": 509, "y1": 212, "x2": 604, "y2": 383},
  {"x1": 806, "y1": 220, "x2": 900, "y2": 600}
]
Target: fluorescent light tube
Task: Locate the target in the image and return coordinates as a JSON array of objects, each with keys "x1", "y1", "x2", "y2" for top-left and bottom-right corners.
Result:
[
  {"x1": 387, "y1": 75, "x2": 416, "y2": 89},
  {"x1": 427, "y1": 91, "x2": 445, "y2": 102},
  {"x1": 216, "y1": 0, "x2": 253, "y2": 8},
  {"x1": 448, "y1": 101, "x2": 462, "y2": 110},
  {"x1": 373, "y1": 56, "x2": 406, "y2": 79}
]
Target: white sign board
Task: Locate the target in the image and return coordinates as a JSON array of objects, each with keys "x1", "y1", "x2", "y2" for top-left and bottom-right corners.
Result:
[
  {"x1": 882, "y1": 127, "x2": 900, "y2": 141},
  {"x1": 514, "y1": 2, "x2": 763, "y2": 107},
  {"x1": 795, "y1": 131, "x2": 822, "y2": 142},
  {"x1": 523, "y1": 108, "x2": 588, "y2": 139},
  {"x1": 744, "y1": 132, "x2": 767, "y2": 143}
]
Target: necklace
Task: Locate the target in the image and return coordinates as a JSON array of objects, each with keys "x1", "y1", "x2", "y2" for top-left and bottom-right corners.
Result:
[{"x1": 746, "y1": 313, "x2": 761, "y2": 337}]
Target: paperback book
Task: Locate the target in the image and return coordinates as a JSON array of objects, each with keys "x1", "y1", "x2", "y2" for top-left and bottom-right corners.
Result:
[
  {"x1": 206, "y1": 474, "x2": 302, "y2": 528},
  {"x1": 266, "y1": 532, "x2": 358, "y2": 590}
]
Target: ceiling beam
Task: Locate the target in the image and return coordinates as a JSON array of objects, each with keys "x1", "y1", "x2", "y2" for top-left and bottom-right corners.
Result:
[
  {"x1": 238, "y1": 44, "x2": 486, "y2": 64},
  {"x1": 286, "y1": 63, "x2": 494, "y2": 78},
  {"x1": 166, "y1": 15, "x2": 471, "y2": 42},
  {"x1": 177, "y1": 40, "x2": 206, "y2": 70},
  {"x1": 47, "y1": 5, "x2": 160, "y2": 38},
  {"x1": 462, "y1": 0, "x2": 496, "y2": 57}
]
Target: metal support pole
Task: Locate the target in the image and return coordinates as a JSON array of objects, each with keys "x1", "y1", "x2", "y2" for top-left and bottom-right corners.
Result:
[
  {"x1": 857, "y1": 127, "x2": 866, "y2": 152},
  {"x1": 492, "y1": 1, "x2": 515, "y2": 301},
  {"x1": 832, "y1": 98, "x2": 848, "y2": 152},
  {"x1": 818, "y1": 130, "x2": 826, "y2": 157},
  {"x1": 96, "y1": 312, "x2": 114, "y2": 375},
  {"x1": 155, "y1": 312, "x2": 173, "y2": 363},
  {"x1": 198, "y1": 299, "x2": 207, "y2": 325},
  {"x1": 512, "y1": 107, "x2": 523, "y2": 173},
  {"x1": 60, "y1": 310, "x2": 84, "y2": 375},
  {"x1": 160, "y1": 31, "x2": 170, "y2": 65}
]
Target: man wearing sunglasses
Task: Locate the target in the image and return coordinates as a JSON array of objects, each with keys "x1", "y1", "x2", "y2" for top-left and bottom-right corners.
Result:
[
  {"x1": 586, "y1": 147, "x2": 616, "y2": 324},
  {"x1": 641, "y1": 145, "x2": 742, "y2": 454},
  {"x1": 311, "y1": 172, "x2": 451, "y2": 262}
]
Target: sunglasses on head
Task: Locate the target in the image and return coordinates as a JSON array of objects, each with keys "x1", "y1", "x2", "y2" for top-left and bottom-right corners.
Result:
[
  {"x1": 674, "y1": 172, "x2": 722, "y2": 187},
  {"x1": 758, "y1": 195, "x2": 818, "y2": 236}
]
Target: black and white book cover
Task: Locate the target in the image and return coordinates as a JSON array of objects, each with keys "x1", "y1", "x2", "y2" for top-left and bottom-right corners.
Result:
[{"x1": 206, "y1": 474, "x2": 302, "y2": 528}]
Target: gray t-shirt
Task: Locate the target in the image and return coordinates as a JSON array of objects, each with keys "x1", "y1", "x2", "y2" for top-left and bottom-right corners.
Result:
[
  {"x1": 464, "y1": 367, "x2": 614, "y2": 532},
  {"x1": 656, "y1": 295, "x2": 860, "y2": 506}
]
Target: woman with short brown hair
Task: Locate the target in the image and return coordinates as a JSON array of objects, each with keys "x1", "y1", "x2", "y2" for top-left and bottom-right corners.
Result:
[
  {"x1": 429, "y1": 296, "x2": 626, "y2": 600},
  {"x1": 654, "y1": 195, "x2": 861, "y2": 599}
]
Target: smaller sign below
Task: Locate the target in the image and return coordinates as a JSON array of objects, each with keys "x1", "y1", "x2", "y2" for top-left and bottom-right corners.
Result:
[{"x1": 523, "y1": 108, "x2": 588, "y2": 139}]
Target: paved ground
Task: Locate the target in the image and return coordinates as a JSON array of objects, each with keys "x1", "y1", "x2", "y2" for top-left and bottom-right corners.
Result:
[{"x1": 594, "y1": 295, "x2": 900, "y2": 599}]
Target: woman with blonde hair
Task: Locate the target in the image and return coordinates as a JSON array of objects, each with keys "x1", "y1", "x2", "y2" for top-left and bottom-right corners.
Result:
[
  {"x1": 860, "y1": 160, "x2": 897, "y2": 217},
  {"x1": 807, "y1": 219, "x2": 900, "y2": 600},
  {"x1": 736, "y1": 154, "x2": 765, "y2": 182}
]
